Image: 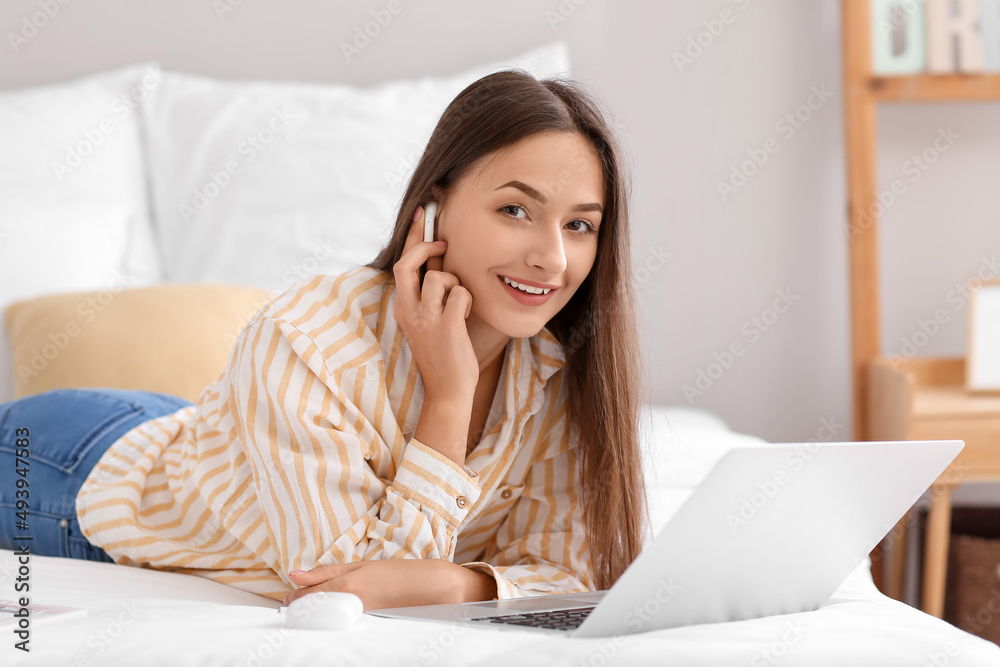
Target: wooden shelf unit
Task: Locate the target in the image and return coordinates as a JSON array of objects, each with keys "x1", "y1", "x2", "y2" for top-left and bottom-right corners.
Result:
[
  {"x1": 868, "y1": 356, "x2": 1000, "y2": 616},
  {"x1": 842, "y1": 0, "x2": 1000, "y2": 617},
  {"x1": 870, "y1": 74, "x2": 1000, "y2": 101}
]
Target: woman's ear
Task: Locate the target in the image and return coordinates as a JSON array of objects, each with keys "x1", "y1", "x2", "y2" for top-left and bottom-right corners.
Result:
[{"x1": 430, "y1": 184, "x2": 444, "y2": 201}]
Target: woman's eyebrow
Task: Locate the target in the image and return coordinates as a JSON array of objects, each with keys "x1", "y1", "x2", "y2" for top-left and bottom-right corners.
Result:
[{"x1": 495, "y1": 180, "x2": 603, "y2": 213}]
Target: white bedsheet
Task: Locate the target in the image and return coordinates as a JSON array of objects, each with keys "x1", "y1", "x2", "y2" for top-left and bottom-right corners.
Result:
[
  {"x1": 2, "y1": 551, "x2": 998, "y2": 666},
  {"x1": 2, "y1": 406, "x2": 997, "y2": 666}
]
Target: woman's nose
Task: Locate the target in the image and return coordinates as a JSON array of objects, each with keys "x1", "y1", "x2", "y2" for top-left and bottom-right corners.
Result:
[{"x1": 526, "y1": 223, "x2": 568, "y2": 274}]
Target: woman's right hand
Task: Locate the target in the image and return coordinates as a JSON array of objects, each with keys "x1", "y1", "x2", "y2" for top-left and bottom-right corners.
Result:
[{"x1": 392, "y1": 205, "x2": 480, "y2": 405}]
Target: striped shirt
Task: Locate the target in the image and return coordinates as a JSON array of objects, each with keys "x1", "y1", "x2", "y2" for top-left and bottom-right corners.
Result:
[{"x1": 76, "y1": 266, "x2": 592, "y2": 602}]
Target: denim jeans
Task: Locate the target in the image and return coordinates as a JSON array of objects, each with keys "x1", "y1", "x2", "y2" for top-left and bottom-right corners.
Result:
[{"x1": 0, "y1": 388, "x2": 193, "y2": 562}]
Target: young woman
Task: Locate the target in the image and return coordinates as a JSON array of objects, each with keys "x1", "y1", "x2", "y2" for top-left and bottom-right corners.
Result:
[{"x1": 0, "y1": 69, "x2": 650, "y2": 611}]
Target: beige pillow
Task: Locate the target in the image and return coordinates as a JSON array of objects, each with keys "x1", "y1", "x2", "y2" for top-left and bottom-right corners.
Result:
[{"x1": 3, "y1": 283, "x2": 275, "y2": 403}]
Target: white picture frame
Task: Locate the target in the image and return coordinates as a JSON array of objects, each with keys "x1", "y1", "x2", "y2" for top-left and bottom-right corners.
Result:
[{"x1": 966, "y1": 278, "x2": 1000, "y2": 393}]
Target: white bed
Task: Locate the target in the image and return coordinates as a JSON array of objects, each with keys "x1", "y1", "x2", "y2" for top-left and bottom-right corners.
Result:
[
  {"x1": 3, "y1": 406, "x2": 999, "y2": 666},
  {"x1": 1, "y1": 41, "x2": 998, "y2": 666}
]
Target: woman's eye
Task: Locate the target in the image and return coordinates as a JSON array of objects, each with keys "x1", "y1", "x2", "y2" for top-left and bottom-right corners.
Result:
[
  {"x1": 499, "y1": 204, "x2": 596, "y2": 234},
  {"x1": 499, "y1": 204, "x2": 526, "y2": 219},
  {"x1": 568, "y1": 219, "x2": 598, "y2": 234}
]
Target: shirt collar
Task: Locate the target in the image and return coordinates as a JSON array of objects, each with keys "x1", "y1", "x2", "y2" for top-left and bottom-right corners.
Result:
[
  {"x1": 501, "y1": 324, "x2": 567, "y2": 423},
  {"x1": 521, "y1": 324, "x2": 566, "y2": 385}
]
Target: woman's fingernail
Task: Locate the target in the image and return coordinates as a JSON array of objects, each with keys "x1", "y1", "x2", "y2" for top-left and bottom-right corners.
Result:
[
  {"x1": 289, "y1": 570, "x2": 307, "y2": 576},
  {"x1": 413, "y1": 207, "x2": 422, "y2": 222},
  {"x1": 434, "y1": 241, "x2": 447, "y2": 246}
]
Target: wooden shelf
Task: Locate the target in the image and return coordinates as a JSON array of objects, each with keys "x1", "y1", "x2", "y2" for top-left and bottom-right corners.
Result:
[
  {"x1": 913, "y1": 387, "x2": 1000, "y2": 420},
  {"x1": 869, "y1": 74, "x2": 1000, "y2": 102},
  {"x1": 867, "y1": 355, "x2": 1000, "y2": 618},
  {"x1": 869, "y1": 356, "x2": 1000, "y2": 482},
  {"x1": 842, "y1": 0, "x2": 1000, "y2": 620}
]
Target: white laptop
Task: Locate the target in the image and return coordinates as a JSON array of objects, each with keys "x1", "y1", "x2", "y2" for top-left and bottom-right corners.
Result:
[{"x1": 368, "y1": 439, "x2": 964, "y2": 637}]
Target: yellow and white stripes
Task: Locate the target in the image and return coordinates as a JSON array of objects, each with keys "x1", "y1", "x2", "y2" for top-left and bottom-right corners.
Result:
[{"x1": 76, "y1": 266, "x2": 593, "y2": 601}]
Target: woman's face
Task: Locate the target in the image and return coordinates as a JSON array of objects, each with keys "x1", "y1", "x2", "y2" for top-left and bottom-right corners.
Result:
[{"x1": 435, "y1": 131, "x2": 605, "y2": 339}]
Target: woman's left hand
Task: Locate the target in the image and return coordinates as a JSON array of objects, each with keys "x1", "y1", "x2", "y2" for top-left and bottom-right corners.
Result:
[{"x1": 283, "y1": 559, "x2": 496, "y2": 611}]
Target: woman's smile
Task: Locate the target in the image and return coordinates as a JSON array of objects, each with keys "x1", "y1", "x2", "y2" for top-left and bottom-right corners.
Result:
[{"x1": 497, "y1": 274, "x2": 558, "y2": 305}]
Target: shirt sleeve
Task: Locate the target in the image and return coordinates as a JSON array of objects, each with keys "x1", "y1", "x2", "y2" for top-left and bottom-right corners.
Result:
[
  {"x1": 457, "y1": 415, "x2": 594, "y2": 600},
  {"x1": 228, "y1": 314, "x2": 483, "y2": 583}
]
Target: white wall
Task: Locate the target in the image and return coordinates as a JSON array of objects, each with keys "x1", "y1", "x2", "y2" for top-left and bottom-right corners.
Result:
[{"x1": 3, "y1": 1, "x2": 999, "y2": 481}]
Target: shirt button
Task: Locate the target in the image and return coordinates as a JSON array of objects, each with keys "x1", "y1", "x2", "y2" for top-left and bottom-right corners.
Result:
[
  {"x1": 501, "y1": 489, "x2": 512, "y2": 500},
  {"x1": 60, "y1": 519, "x2": 69, "y2": 528},
  {"x1": 456, "y1": 496, "x2": 468, "y2": 509}
]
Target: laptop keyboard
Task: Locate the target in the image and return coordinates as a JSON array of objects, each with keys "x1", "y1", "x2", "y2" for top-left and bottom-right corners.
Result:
[{"x1": 469, "y1": 606, "x2": 594, "y2": 631}]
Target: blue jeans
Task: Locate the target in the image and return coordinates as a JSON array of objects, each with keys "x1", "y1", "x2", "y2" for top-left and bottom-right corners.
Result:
[{"x1": 0, "y1": 388, "x2": 193, "y2": 562}]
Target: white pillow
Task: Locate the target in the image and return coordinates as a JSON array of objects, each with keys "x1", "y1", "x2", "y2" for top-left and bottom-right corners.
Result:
[
  {"x1": 142, "y1": 42, "x2": 571, "y2": 292},
  {"x1": 0, "y1": 62, "x2": 163, "y2": 404}
]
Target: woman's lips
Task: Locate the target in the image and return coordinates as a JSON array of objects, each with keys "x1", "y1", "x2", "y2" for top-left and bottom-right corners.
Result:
[{"x1": 498, "y1": 275, "x2": 557, "y2": 305}]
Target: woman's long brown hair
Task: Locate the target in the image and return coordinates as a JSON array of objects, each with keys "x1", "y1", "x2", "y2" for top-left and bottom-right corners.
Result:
[{"x1": 366, "y1": 69, "x2": 649, "y2": 591}]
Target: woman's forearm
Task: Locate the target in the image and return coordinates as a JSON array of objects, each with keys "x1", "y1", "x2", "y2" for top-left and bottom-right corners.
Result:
[{"x1": 459, "y1": 565, "x2": 499, "y2": 602}]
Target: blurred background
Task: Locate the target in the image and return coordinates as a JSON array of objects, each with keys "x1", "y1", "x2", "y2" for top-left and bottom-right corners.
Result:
[
  {"x1": 1, "y1": 1, "x2": 998, "y2": 481},
  {"x1": 4, "y1": 0, "x2": 1000, "y2": 635}
]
